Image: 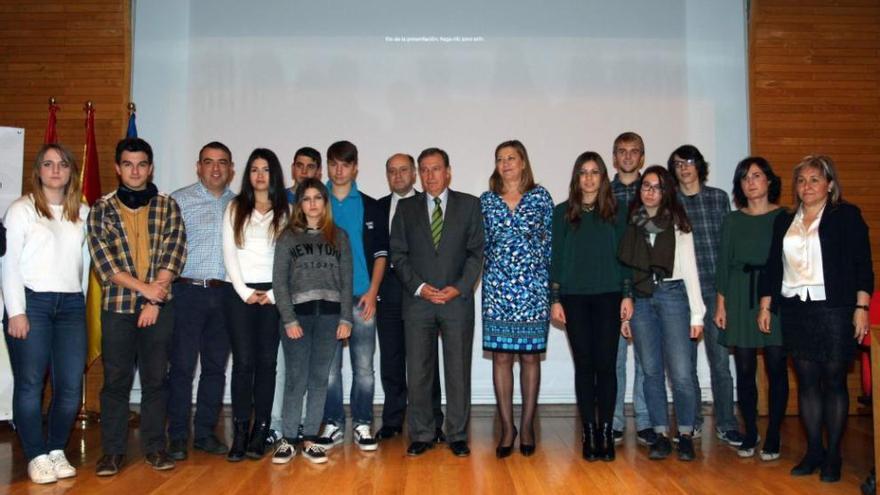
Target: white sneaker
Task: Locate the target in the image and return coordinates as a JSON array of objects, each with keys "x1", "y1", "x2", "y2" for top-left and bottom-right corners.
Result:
[
  {"x1": 302, "y1": 444, "x2": 328, "y2": 464},
  {"x1": 27, "y1": 455, "x2": 57, "y2": 484},
  {"x1": 315, "y1": 423, "x2": 343, "y2": 449},
  {"x1": 48, "y1": 450, "x2": 76, "y2": 479},
  {"x1": 353, "y1": 424, "x2": 378, "y2": 451},
  {"x1": 272, "y1": 439, "x2": 296, "y2": 464}
]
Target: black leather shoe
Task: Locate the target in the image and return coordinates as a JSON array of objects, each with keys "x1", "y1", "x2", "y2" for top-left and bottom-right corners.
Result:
[
  {"x1": 376, "y1": 426, "x2": 403, "y2": 441},
  {"x1": 144, "y1": 451, "x2": 176, "y2": 471},
  {"x1": 649, "y1": 435, "x2": 672, "y2": 460},
  {"x1": 95, "y1": 454, "x2": 125, "y2": 476},
  {"x1": 227, "y1": 419, "x2": 249, "y2": 462},
  {"x1": 677, "y1": 434, "x2": 695, "y2": 462},
  {"x1": 433, "y1": 428, "x2": 446, "y2": 443},
  {"x1": 600, "y1": 423, "x2": 615, "y2": 461},
  {"x1": 791, "y1": 452, "x2": 825, "y2": 476},
  {"x1": 168, "y1": 438, "x2": 188, "y2": 461},
  {"x1": 449, "y1": 441, "x2": 470, "y2": 457},
  {"x1": 820, "y1": 457, "x2": 842, "y2": 482},
  {"x1": 194, "y1": 434, "x2": 228, "y2": 455},
  {"x1": 583, "y1": 423, "x2": 598, "y2": 461},
  {"x1": 245, "y1": 420, "x2": 270, "y2": 459},
  {"x1": 407, "y1": 441, "x2": 434, "y2": 456},
  {"x1": 496, "y1": 427, "x2": 517, "y2": 459}
]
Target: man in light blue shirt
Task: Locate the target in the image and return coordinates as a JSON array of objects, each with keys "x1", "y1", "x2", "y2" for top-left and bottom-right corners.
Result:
[{"x1": 167, "y1": 142, "x2": 235, "y2": 461}]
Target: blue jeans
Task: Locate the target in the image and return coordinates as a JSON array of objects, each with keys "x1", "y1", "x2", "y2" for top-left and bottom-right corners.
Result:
[
  {"x1": 281, "y1": 313, "x2": 339, "y2": 439},
  {"x1": 613, "y1": 335, "x2": 651, "y2": 431},
  {"x1": 324, "y1": 306, "x2": 376, "y2": 426},
  {"x1": 270, "y1": 342, "x2": 286, "y2": 433},
  {"x1": 5, "y1": 290, "x2": 86, "y2": 461},
  {"x1": 630, "y1": 281, "x2": 698, "y2": 435},
  {"x1": 692, "y1": 293, "x2": 738, "y2": 431}
]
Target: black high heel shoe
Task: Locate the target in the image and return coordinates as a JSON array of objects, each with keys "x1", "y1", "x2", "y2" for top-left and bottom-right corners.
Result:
[
  {"x1": 791, "y1": 451, "x2": 825, "y2": 476},
  {"x1": 496, "y1": 427, "x2": 518, "y2": 459},
  {"x1": 520, "y1": 426, "x2": 536, "y2": 457}
]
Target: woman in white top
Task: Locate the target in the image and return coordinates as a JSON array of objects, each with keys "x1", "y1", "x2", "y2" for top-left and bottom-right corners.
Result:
[
  {"x1": 3, "y1": 143, "x2": 89, "y2": 484},
  {"x1": 758, "y1": 155, "x2": 873, "y2": 482},
  {"x1": 617, "y1": 165, "x2": 704, "y2": 462},
  {"x1": 222, "y1": 148, "x2": 289, "y2": 462}
]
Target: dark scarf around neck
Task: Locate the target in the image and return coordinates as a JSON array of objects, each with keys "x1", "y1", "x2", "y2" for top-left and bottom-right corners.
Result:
[
  {"x1": 116, "y1": 182, "x2": 159, "y2": 209},
  {"x1": 617, "y1": 207, "x2": 676, "y2": 296}
]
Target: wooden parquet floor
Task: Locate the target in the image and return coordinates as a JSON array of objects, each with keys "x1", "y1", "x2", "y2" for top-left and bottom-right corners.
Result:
[{"x1": 0, "y1": 405, "x2": 872, "y2": 494}]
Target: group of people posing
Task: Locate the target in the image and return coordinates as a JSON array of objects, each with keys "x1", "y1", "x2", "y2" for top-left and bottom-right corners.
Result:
[{"x1": 2, "y1": 131, "x2": 872, "y2": 486}]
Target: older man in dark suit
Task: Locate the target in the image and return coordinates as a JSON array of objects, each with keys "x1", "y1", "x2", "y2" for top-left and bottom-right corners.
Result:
[
  {"x1": 390, "y1": 147, "x2": 484, "y2": 457},
  {"x1": 376, "y1": 153, "x2": 445, "y2": 442}
]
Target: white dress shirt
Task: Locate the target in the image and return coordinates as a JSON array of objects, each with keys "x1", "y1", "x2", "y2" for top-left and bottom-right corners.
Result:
[
  {"x1": 781, "y1": 204, "x2": 826, "y2": 301},
  {"x1": 389, "y1": 188, "x2": 416, "y2": 225},
  {"x1": 414, "y1": 189, "x2": 449, "y2": 297}
]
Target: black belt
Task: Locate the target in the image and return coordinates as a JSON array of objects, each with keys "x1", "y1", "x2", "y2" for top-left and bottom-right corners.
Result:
[
  {"x1": 294, "y1": 300, "x2": 341, "y2": 315},
  {"x1": 177, "y1": 277, "x2": 228, "y2": 288},
  {"x1": 742, "y1": 263, "x2": 765, "y2": 309}
]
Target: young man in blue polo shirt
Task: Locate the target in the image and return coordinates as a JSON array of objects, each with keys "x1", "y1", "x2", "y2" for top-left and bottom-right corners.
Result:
[{"x1": 317, "y1": 140, "x2": 388, "y2": 451}]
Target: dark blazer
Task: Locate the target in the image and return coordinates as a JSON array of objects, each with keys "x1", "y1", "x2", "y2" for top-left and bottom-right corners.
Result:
[
  {"x1": 359, "y1": 192, "x2": 389, "y2": 283},
  {"x1": 377, "y1": 191, "x2": 417, "y2": 306},
  {"x1": 759, "y1": 201, "x2": 874, "y2": 309},
  {"x1": 389, "y1": 190, "x2": 485, "y2": 320}
]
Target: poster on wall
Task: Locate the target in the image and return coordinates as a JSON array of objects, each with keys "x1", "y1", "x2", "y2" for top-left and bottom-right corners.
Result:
[{"x1": 0, "y1": 126, "x2": 24, "y2": 421}]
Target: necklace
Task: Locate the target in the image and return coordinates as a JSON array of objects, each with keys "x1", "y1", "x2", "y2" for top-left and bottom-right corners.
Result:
[{"x1": 581, "y1": 203, "x2": 596, "y2": 213}]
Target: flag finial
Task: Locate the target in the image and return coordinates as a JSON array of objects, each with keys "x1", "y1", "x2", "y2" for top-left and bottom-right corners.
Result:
[
  {"x1": 84, "y1": 100, "x2": 93, "y2": 111},
  {"x1": 48, "y1": 96, "x2": 56, "y2": 106},
  {"x1": 128, "y1": 102, "x2": 136, "y2": 113}
]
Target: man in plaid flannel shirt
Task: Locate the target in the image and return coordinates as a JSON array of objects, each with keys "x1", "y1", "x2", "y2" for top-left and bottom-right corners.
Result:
[
  {"x1": 668, "y1": 144, "x2": 744, "y2": 446},
  {"x1": 87, "y1": 138, "x2": 187, "y2": 476}
]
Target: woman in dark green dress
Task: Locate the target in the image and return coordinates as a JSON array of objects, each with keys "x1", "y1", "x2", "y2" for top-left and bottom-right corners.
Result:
[{"x1": 714, "y1": 156, "x2": 787, "y2": 460}]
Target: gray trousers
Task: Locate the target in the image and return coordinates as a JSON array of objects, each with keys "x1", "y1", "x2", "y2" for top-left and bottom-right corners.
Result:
[
  {"x1": 280, "y1": 313, "x2": 339, "y2": 439},
  {"x1": 405, "y1": 315, "x2": 473, "y2": 443}
]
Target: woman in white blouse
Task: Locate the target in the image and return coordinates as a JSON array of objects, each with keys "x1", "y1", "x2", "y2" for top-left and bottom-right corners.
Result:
[
  {"x1": 617, "y1": 165, "x2": 704, "y2": 463},
  {"x1": 759, "y1": 155, "x2": 873, "y2": 483},
  {"x1": 222, "y1": 148, "x2": 290, "y2": 462},
  {"x1": 2, "y1": 144, "x2": 89, "y2": 484}
]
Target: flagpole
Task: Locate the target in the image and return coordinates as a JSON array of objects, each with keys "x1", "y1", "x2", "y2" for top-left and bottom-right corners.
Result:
[{"x1": 76, "y1": 100, "x2": 101, "y2": 428}]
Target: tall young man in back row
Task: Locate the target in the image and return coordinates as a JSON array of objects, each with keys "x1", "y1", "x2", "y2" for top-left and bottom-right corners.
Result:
[
  {"x1": 317, "y1": 141, "x2": 388, "y2": 451},
  {"x1": 609, "y1": 132, "x2": 655, "y2": 447},
  {"x1": 669, "y1": 144, "x2": 743, "y2": 446}
]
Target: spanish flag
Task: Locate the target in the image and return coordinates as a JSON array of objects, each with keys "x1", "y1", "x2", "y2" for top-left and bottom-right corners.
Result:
[{"x1": 82, "y1": 103, "x2": 103, "y2": 365}]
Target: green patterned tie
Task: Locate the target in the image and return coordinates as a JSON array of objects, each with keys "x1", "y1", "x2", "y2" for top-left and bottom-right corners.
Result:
[{"x1": 431, "y1": 196, "x2": 443, "y2": 248}]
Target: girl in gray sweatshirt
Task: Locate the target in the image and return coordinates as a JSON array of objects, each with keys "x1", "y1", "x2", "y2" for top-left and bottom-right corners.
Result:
[{"x1": 272, "y1": 178, "x2": 353, "y2": 464}]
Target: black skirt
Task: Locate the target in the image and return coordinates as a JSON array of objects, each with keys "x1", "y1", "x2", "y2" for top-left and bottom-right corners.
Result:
[{"x1": 780, "y1": 296, "x2": 855, "y2": 363}]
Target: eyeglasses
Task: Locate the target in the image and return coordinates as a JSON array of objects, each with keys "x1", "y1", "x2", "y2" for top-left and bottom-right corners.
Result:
[
  {"x1": 672, "y1": 159, "x2": 697, "y2": 170},
  {"x1": 640, "y1": 183, "x2": 663, "y2": 193},
  {"x1": 294, "y1": 162, "x2": 319, "y2": 171}
]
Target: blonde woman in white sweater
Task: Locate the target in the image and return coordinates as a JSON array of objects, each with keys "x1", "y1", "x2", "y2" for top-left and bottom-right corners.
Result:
[{"x1": 2, "y1": 144, "x2": 89, "y2": 484}]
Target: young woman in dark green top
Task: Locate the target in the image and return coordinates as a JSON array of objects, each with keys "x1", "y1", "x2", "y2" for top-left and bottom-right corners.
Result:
[
  {"x1": 714, "y1": 157, "x2": 786, "y2": 460},
  {"x1": 549, "y1": 151, "x2": 632, "y2": 462}
]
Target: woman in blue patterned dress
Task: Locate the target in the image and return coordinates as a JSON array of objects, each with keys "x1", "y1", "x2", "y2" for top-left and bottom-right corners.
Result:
[{"x1": 480, "y1": 140, "x2": 553, "y2": 458}]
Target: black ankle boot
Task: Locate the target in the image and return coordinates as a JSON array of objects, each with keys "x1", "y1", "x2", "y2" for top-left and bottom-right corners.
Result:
[
  {"x1": 227, "y1": 419, "x2": 249, "y2": 462},
  {"x1": 582, "y1": 423, "x2": 598, "y2": 461},
  {"x1": 245, "y1": 420, "x2": 270, "y2": 459},
  {"x1": 600, "y1": 423, "x2": 615, "y2": 461}
]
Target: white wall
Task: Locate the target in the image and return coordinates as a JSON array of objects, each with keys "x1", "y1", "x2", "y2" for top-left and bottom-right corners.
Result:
[{"x1": 132, "y1": 0, "x2": 749, "y2": 404}]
